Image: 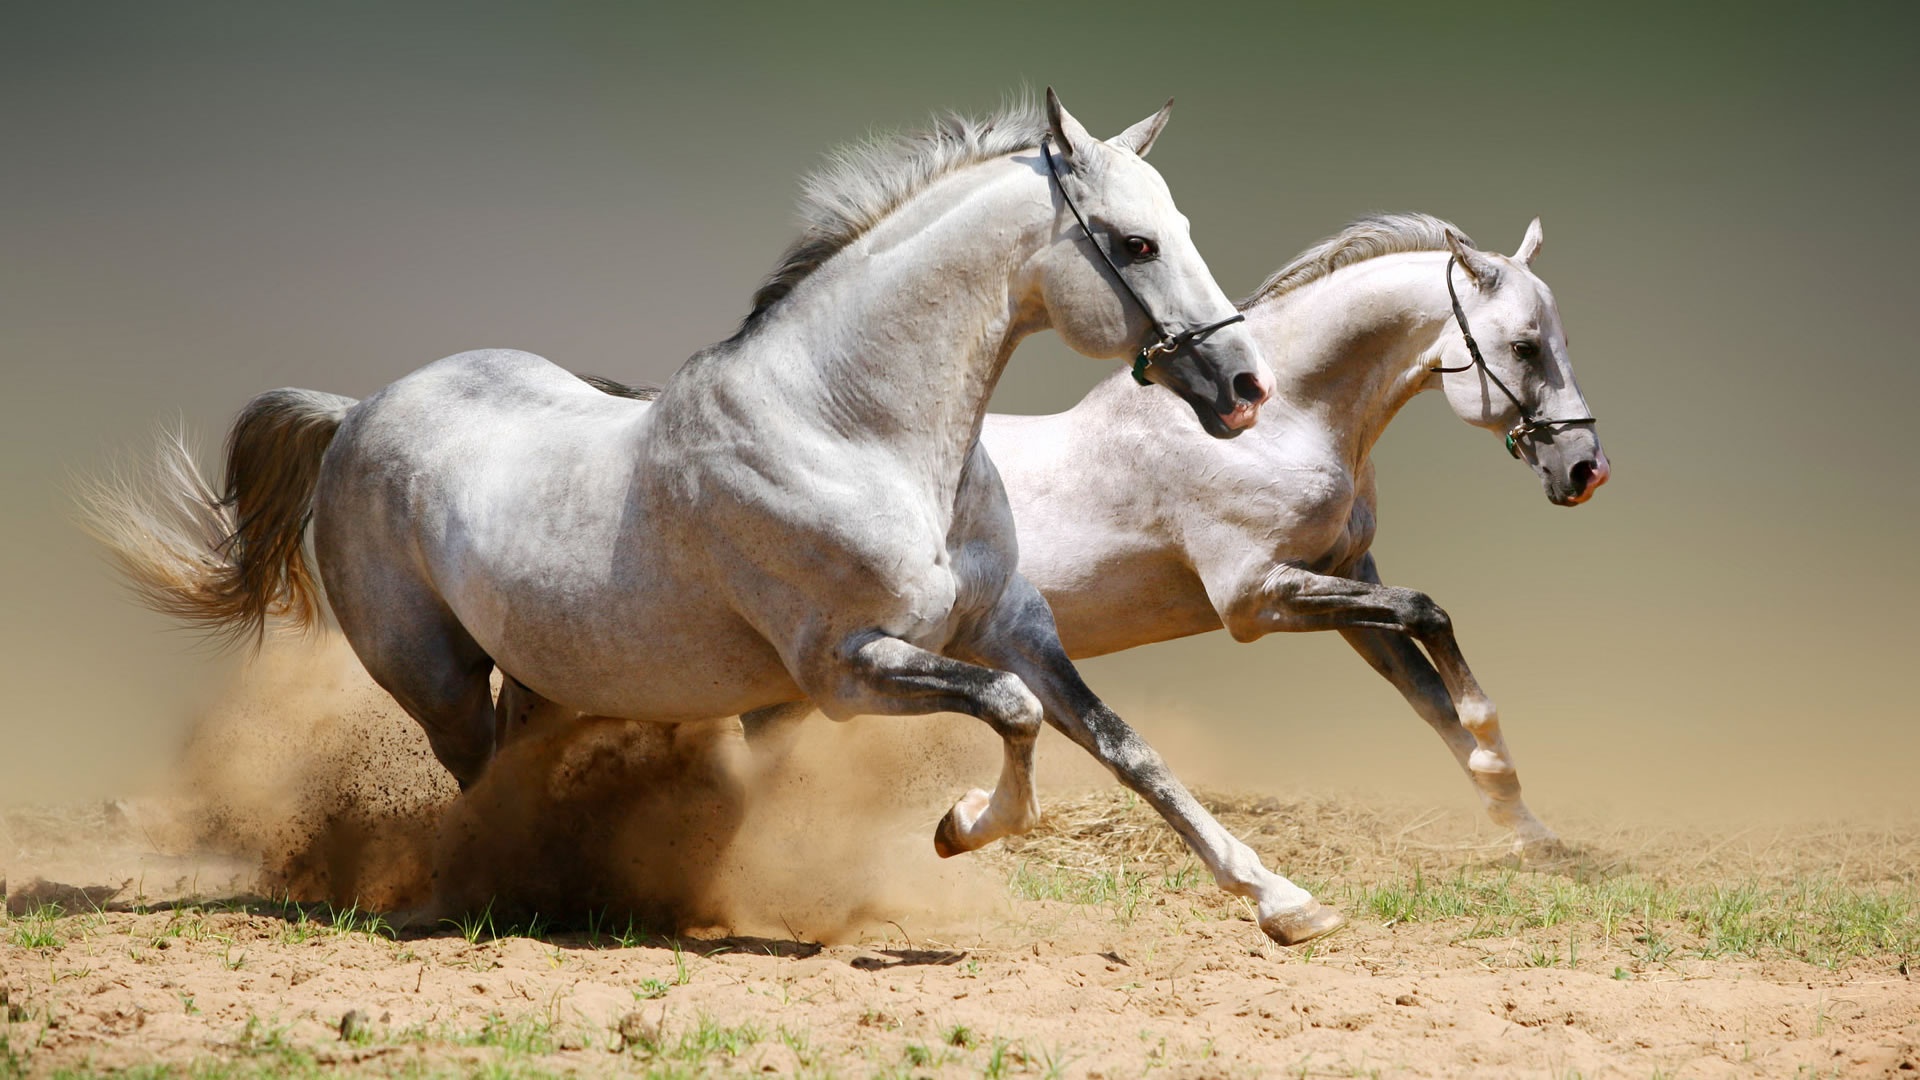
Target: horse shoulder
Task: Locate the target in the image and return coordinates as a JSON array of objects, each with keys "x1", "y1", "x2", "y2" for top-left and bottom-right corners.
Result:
[{"x1": 1182, "y1": 450, "x2": 1360, "y2": 639}]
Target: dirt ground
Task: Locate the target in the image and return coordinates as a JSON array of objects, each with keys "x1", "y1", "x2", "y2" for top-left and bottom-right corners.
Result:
[{"x1": 3, "y1": 650, "x2": 1917, "y2": 1078}]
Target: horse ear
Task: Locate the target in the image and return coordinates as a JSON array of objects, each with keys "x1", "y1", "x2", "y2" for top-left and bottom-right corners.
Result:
[
  {"x1": 1045, "y1": 87, "x2": 1098, "y2": 165},
  {"x1": 1109, "y1": 98, "x2": 1174, "y2": 158},
  {"x1": 1514, "y1": 217, "x2": 1544, "y2": 266},
  {"x1": 1446, "y1": 229, "x2": 1502, "y2": 290}
]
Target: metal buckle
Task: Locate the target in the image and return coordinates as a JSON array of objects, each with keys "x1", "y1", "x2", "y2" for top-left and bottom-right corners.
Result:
[{"x1": 1131, "y1": 336, "x2": 1178, "y2": 385}]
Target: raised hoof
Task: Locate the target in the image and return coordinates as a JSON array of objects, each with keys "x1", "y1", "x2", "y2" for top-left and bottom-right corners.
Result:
[
  {"x1": 1259, "y1": 901, "x2": 1346, "y2": 947},
  {"x1": 933, "y1": 807, "x2": 966, "y2": 859}
]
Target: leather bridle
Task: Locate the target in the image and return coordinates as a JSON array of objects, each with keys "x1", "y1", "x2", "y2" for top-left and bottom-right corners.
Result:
[
  {"x1": 1040, "y1": 134, "x2": 1245, "y2": 387},
  {"x1": 1434, "y1": 255, "x2": 1597, "y2": 459}
]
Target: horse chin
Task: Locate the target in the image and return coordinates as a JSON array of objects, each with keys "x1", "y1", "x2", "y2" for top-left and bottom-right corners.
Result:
[
  {"x1": 1541, "y1": 474, "x2": 1595, "y2": 507},
  {"x1": 1176, "y1": 389, "x2": 1244, "y2": 440}
]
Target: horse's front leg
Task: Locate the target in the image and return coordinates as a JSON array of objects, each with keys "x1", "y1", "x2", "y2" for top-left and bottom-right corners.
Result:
[
  {"x1": 961, "y1": 575, "x2": 1344, "y2": 946},
  {"x1": 1228, "y1": 554, "x2": 1557, "y2": 856},
  {"x1": 812, "y1": 633, "x2": 1043, "y2": 857}
]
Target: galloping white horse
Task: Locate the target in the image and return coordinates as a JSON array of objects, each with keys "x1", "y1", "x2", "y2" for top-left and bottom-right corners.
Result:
[
  {"x1": 90, "y1": 93, "x2": 1357, "y2": 945},
  {"x1": 981, "y1": 215, "x2": 1608, "y2": 855}
]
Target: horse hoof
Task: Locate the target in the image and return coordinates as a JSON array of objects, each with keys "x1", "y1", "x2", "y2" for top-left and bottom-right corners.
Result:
[
  {"x1": 1516, "y1": 834, "x2": 1570, "y2": 862},
  {"x1": 933, "y1": 807, "x2": 966, "y2": 859},
  {"x1": 1259, "y1": 901, "x2": 1346, "y2": 947},
  {"x1": 932, "y1": 788, "x2": 993, "y2": 859}
]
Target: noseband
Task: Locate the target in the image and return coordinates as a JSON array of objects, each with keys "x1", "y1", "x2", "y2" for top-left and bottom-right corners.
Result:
[
  {"x1": 1434, "y1": 255, "x2": 1597, "y2": 459},
  {"x1": 1040, "y1": 135, "x2": 1245, "y2": 387}
]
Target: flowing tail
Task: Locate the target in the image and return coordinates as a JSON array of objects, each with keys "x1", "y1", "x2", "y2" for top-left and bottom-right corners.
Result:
[{"x1": 79, "y1": 388, "x2": 358, "y2": 649}]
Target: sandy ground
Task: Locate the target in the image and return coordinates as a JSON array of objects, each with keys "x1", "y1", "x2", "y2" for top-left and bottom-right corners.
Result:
[{"x1": 2, "y1": 649, "x2": 1916, "y2": 1077}]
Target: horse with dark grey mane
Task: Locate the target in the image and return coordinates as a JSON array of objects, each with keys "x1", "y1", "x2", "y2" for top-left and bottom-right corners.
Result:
[{"x1": 87, "y1": 92, "x2": 1357, "y2": 946}]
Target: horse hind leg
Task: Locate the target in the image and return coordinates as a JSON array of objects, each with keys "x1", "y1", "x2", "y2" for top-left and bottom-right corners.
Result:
[
  {"x1": 374, "y1": 635, "x2": 495, "y2": 790},
  {"x1": 739, "y1": 701, "x2": 813, "y2": 777},
  {"x1": 331, "y1": 576, "x2": 498, "y2": 790},
  {"x1": 494, "y1": 676, "x2": 578, "y2": 751}
]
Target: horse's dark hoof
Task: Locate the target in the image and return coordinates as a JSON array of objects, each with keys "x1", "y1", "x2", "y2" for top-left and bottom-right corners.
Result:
[
  {"x1": 933, "y1": 807, "x2": 965, "y2": 859},
  {"x1": 1259, "y1": 901, "x2": 1346, "y2": 946}
]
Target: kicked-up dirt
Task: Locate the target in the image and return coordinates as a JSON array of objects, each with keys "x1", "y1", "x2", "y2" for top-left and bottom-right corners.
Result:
[{"x1": 2, "y1": 646, "x2": 1916, "y2": 1078}]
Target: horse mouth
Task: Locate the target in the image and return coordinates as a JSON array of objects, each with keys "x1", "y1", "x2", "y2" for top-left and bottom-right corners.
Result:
[
  {"x1": 1550, "y1": 457, "x2": 1609, "y2": 506},
  {"x1": 1178, "y1": 392, "x2": 1246, "y2": 440}
]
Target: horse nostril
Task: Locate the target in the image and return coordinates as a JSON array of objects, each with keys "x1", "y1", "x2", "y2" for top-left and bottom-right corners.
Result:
[
  {"x1": 1232, "y1": 371, "x2": 1269, "y2": 408},
  {"x1": 1570, "y1": 459, "x2": 1604, "y2": 495}
]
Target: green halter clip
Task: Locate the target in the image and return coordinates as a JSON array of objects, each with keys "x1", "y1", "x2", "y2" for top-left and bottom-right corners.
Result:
[
  {"x1": 1131, "y1": 351, "x2": 1154, "y2": 386},
  {"x1": 1504, "y1": 431, "x2": 1519, "y2": 458}
]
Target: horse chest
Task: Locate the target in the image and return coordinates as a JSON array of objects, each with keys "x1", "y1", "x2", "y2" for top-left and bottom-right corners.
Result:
[
  {"x1": 1310, "y1": 498, "x2": 1378, "y2": 576},
  {"x1": 1246, "y1": 458, "x2": 1364, "y2": 574}
]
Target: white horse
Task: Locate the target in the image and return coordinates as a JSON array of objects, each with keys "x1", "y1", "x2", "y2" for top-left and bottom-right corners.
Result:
[
  {"x1": 89, "y1": 93, "x2": 1356, "y2": 945},
  {"x1": 975, "y1": 215, "x2": 1609, "y2": 856}
]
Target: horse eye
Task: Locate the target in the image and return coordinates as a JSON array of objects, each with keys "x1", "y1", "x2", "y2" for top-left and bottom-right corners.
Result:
[
  {"x1": 1123, "y1": 236, "x2": 1157, "y2": 260},
  {"x1": 1512, "y1": 339, "x2": 1541, "y2": 362}
]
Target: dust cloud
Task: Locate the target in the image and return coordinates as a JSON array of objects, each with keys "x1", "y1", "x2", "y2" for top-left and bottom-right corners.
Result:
[{"x1": 175, "y1": 641, "x2": 1004, "y2": 941}]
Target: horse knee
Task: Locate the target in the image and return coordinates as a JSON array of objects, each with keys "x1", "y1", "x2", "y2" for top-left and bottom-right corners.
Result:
[
  {"x1": 984, "y1": 672, "x2": 1043, "y2": 741},
  {"x1": 1403, "y1": 592, "x2": 1451, "y2": 637}
]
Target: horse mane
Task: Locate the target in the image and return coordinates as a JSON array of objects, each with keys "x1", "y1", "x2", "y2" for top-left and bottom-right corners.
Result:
[
  {"x1": 1237, "y1": 212, "x2": 1469, "y2": 310},
  {"x1": 575, "y1": 372, "x2": 662, "y2": 401},
  {"x1": 736, "y1": 98, "x2": 1049, "y2": 333}
]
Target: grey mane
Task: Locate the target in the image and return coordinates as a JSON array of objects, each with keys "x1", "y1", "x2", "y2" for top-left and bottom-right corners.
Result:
[
  {"x1": 575, "y1": 373, "x2": 661, "y2": 401},
  {"x1": 739, "y1": 100, "x2": 1049, "y2": 331},
  {"x1": 1237, "y1": 213, "x2": 1468, "y2": 310}
]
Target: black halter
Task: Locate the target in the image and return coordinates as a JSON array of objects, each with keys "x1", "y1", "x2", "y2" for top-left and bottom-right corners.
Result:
[
  {"x1": 1039, "y1": 134, "x2": 1245, "y2": 386},
  {"x1": 1434, "y1": 255, "x2": 1597, "y2": 459}
]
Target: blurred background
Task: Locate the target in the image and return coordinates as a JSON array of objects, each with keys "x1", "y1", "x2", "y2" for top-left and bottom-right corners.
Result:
[{"x1": 4, "y1": 2, "x2": 1914, "y2": 820}]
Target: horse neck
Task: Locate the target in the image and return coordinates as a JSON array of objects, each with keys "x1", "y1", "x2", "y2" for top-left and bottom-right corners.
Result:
[
  {"x1": 1243, "y1": 251, "x2": 1457, "y2": 468},
  {"x1": 747, "y1": 158, "x2": 1047, "y2": 477}
]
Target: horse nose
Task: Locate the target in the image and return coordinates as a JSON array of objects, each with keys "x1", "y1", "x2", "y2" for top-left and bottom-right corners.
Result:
[{"x1": 1570, "y1": 457, "x2": 1610, "y2": 499}]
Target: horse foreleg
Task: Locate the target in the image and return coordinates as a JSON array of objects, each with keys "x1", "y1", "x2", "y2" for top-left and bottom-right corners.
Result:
[
  {"x1": 962, "y1": 576, "x2": 1343, "y2": 946},
  {"x1": 1240, "y1": 554, "x2": 1557, "y2": 856},
  {"x1": 1337, "y1": 625, "x2": 1558, "y2": 853},
  {"x1": 816, "y1": 634, "x2": 1043, "y2": 856}
]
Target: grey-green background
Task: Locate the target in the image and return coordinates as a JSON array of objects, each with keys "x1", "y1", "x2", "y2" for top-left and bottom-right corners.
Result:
[{"x1": 4, "y1": 3, "x2": 1915, "y2": 818}]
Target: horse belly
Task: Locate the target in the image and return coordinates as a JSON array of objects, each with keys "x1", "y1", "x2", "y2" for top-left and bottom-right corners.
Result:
[
  {"x1": 497, "y1": 596, "x2": 802, "y2": 722},
  {"x1": 444, "y1": 509, "x2": 804, "y2": 721},
  {"x1": 1028, "y1": 544, "x2": 1222, "y2": 659}
]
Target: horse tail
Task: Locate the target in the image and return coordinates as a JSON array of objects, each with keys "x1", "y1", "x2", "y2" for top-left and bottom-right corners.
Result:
[{"x1": 80, "y1": 388, "x2": 358, "y2": 649}]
